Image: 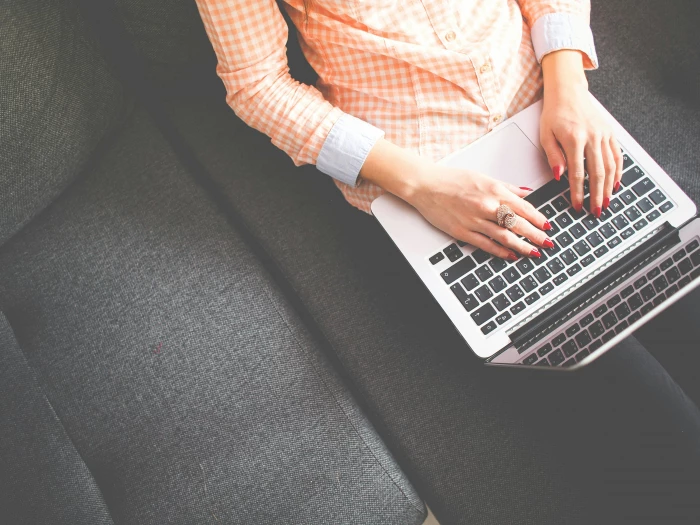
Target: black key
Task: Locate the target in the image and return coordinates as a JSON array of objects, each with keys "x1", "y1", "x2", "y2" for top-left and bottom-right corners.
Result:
[
  {"x1": 612, "y1": 214, "x2": 629, "y2": 231},
  {"x1": 646, "y1": 210, "x2": 661, "y2": 223},
  {"x1": 594, "y1": 246, "x2": 609, "y2": 258},
  {"x1": 562, "y1": 340, "x2": 578, "y2": 357},
  {"x1": 653, "y1": 275, "x2": 668, "y2": 292},
  {"x1": 560, "y1": 249, "x2": 577, "y2": 265},
  {"x1": 628, "y1": 293, "x2": 643, "y2": 311},
  {"x1": 441, "y1": 256, "x2": 477, "y2": 284},
  {"x1": 686, "y1": 239, "x2": 699, "y2": 253},
  {"x1": 628, "y1": 311, "x2": 642, "y2": 324},
  {"x1": 489, "y1": 258, "x2": 508, "y2": 273},
  {"x1": 476, "y1": 265, "x2": 494, "y2": 282},
  {"x1": 602, "y1": 330, "x2": 616, "y2": 343},
  {"x1": 581, "y1": 314, "x2": 595, "y2": 327},
  {"x1": 634, "y1": 276, "x2": 648, "y2": 289},
  {"x1": 546, "y1": 258, "x2": 565, "y2": 275},
  {"x1": 516, "y1": 258, "x2": 535, "y2": 275},
  {"x1": 615, "y1": 321, "x2": 629, "y2": 334},
  {"x1": 621, "y1": 166, "x2": 645, "y2": 186},
  {"x1": 620, "y1": 228, "x2": 635, "y2": 240},
  {"x1": 637, "y1": 197, "x2": 654, "y2": 214},
  {"x1": 607, "y1": 237, "x2": 622, "y2": 250},
  {"x1": 523, "y1": 353, "x2": 538, "y2": 365},
  {"x1": 506, "y1": 284, "x2": 525, "y2": 302},
  {"x1": 538, "y1": 343, "x2": 554, "y2": 358},
  {"x1": 544, "y1": 242, "x2": 561, "y2": 256},
  {"x1": 444, "y1": 243, "x2": 459, "y2": 255},
  {"x1": 510, "y1": 301, "x2": 526, "y2": 315},
  {"x1": 562, "y1": 358, "x2": 576, "y2": 367},
  {"x1": 549, "y1": 349, "x2": 565, "y2": 366},
  {"x1": 647, "y1": 267, "x2": 661, "y2": 279},
  {"x1": 575, "y1": 330, "x2": 592, "y2": 348},
  {"x1": 590, "y1": 320, "x2": 605, "y2": 338},
  {"x1": 520, "y1": 275, "x2": 538, "y2": 293},
  {"x1": 450, "y1": 284, "x2": 480, "y2": 312},
  {"x1": 447, "y1": 250, "x2": 463, "y2": 262},
  {"x1": 693, "y1": 268, "x2": 700, "y2": 279},
  {"x1": 624, "y1": 206, "x2": 642, "y2": 222},
  {"x1": 533, "y1": 251, "x2": 548, "y2": 265},
  {"x1": 602, "y1": 311, "x2": 618, "y2": 329},
  {"x1": 553, "y1": 273, "x2": 568, "y2": 286},
  {"x1": 679, "y1": 258, "x2": 693, "y2": 275},
  {"x1": 475, "y1": 285, "x2": 493, "y2": 302},
  {"x1": 430, "y1": 252, "x2": 445, "y2": 265},
  {"x1": 457, "y1": 240, "x2": 468, "y2": 247},
  {"x1": 570, "y1": 206, "x2": 586, "y2": 220},
  {"x1": 481, "y1": 321, "x2": 498, "y2": 335},
  {"x1": 589, "y1": 340, "x2": 603, "y2": 352},
  {"x1": 461, "y1": 274, "x2": 480, "y2": 291},
  {"x1": 622, "y1": 153, "x2": 634, "y2": 171},
  {"x1": 660, "y1": 258, "x2": 674, "y2": 271},
  {"x1": 503, "y1": 267, "x2": 521, "y2": 284},
  {"x1": 566, "y1": 324, "x2": 580, "y2": 337},
  {"x1": 633, "y1": 218, "x2": 648, "y2": 231},
  {"x1": 666, "y1": 267, "x2": 681, "y2": 284},
  {"x1": 599, "y1": 223, "x2": 617, "y2": 239},
  {"x1": 594, "y1": 304, "x2": 608, "y2": 317},
  {"x1": 535, "y1": 359, "x2": 550, "y2": 367},
  {"x1": 552, "y1": 196, "x2": 569, "y2": 212},
  {"x1": 539, "y1": 282, "x2": 555, "y2": 296},
  {"x1": 573, "y1": 240, "x2": 591, "y2": 257},
  {"x1": 679, "y1": 276, "x2": 692, "y2": 288},
  {"x1": 673, "y1": 248, "x2": 686, "y2": 262},
  {"x1": 472, "y1": 249, "x2": 490, "y2": 264},
  {"x1": 632, "y1": 178, "x2": 654, "y2": 197},
  {"x1": 567, "y1": 263, "x2": 582, "y2": 277},
  {"x1": 547, "y1": 221, "x2": 561, "y2": 236},
  {"x1": 621, "y1": 285, "x2": 635, "y2": 299},
  {"x1": 649, "y1": 189, "x2": 666, "y2": 205},
  {"x1": 660, "y1": 201, "x2": 674, "y2": 213},
  {"x1": 539, "y1": 204, "x2": 556, "y2": 219},
  {"x1": 555, "y1": 212, "x2": 574, "y2": 229},
  {"x1": 553, "y1": 333, "x2": 567, "y2": 347},
  {"x1": 570, "y1": 223, "x2": 587, "y2": 239},
  {"x1": 620, "y1": 190, "x2": 637, "y2": 205},
  {"x1": 534, "y1": 267, "x2": 552, "y2": 283},
  {"x1": 692, "y1": 250, "x2": 700, "y2": 266},
  {"x1": 493, "y1": 294, "x2": 511, "y2": 311},
  {"x1": 609, "y1": 198, "x2": 624, "y2": 214},
  {"x1": 496, "y1": 312, "x2": 512, "y2": 325},
  {"x1": 599, "y1": 208, "x2": 613, "y2": 222},
  {"x1": 640, "y1": 284, "x2": 656, "y2": 302},
  {"x1": 582, "y1": 216, "x2": 599, "y2": 231},
  {"x1": 581, "y1": 254, "x2": 596, "y2": 267},
  {"x1": 641, "y1": 303, "x2": 654, "y2": 315},
  {"x1": 472, "y1": 303, "x2": 497, "y2": 326},
  {"x1": 525, "y1": 178, "x2": 570, "y2": 208},
  {"x1": 586, "y1": 231, "x2": 604, "y2": 248},
  {"x1": 653, "y1": 295, "x2": 666, "y2": 307},
  {"x1": 556, "y1": 231, "x2": 574, "y2": 247},
  {"x1": 608, "y1": 295, "x2": 622, "y2": 308},
  {"x1": 524, "y1": 292, "x2": 540, "y2": 305},
  {"x1": 489, "y1": 276, "x2": 507, "y2": 292}
]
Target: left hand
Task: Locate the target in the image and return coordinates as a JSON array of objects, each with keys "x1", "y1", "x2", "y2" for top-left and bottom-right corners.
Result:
[{"x1": 540, "y1": 50, "x2": 623, "y2": 217}]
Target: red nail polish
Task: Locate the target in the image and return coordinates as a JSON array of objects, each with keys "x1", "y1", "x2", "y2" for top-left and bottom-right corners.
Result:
[
  {"x1": 594, "y1": 206, "x2": 602, "y2": 218},
  {"x1": 520, "y1": 186, "x2": 534, "y2": 191},
  {"x1": 574, "y1": 203, "x2": 583, "y2": 213},
  {"x1": 543, "y1": 220, "x2": 552, "y2": 231},
  {"x1": 507, "y1": 252, "x2": 518, "y2": 262},
  {"x1": 603, "y1": 197, "x2": 610, "y2": 210},
  {"x1": 543, "y1": 238, "x2": 554, "y2": 249},
  {"x1": 614, "y1": 181, "x2": 621, "y2": 192},
  {"x1": 530, "y1": 248, "x2": 541, "y2": 258},
  {"x1": 553, "y1": 166, "x2": 563, "y2": 181}
]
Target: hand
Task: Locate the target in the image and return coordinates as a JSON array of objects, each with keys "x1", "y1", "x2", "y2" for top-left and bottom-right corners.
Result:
[{"x1": 540, "y1": 50, "x2": 623, "y2": 217}]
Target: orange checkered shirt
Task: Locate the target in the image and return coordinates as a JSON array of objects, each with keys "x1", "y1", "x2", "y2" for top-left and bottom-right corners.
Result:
[{"x1": 195, "y1": 0, "x2": 598, "y2": 213}]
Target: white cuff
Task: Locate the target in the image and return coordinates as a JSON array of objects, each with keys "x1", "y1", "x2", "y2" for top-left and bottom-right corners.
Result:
[
  {"x1": 316, "y1": 113, "x2": 385, "y2": 187},
  {"x1": 531, "y1": 13, "x2": 599, "y2": 69}
]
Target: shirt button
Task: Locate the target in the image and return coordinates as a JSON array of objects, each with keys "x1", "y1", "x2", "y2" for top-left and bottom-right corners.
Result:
[
  {"x1": 480, "y1": 63, "x2": 491, "y2": 74},
  {"x1": 492, "y1": 114, "x2": 503, "y2": 123},
  {"x1": 445, "y1": 30, "x2": 456, "y2": 42}
]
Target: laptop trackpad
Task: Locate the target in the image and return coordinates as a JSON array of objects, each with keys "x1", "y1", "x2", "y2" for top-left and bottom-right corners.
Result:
[{"x1": 440, "y1": 123, "x2": 552, "y2": 190}]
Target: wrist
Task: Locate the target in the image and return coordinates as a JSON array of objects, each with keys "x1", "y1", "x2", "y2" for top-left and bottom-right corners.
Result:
[{"x1": 542, "y1": 50, "x2": 588, "y2": 97}]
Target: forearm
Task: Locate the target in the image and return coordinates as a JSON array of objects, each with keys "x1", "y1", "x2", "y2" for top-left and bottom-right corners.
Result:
[{"x1": 541, "y1": 49, "x2": 589, "y2": 98}]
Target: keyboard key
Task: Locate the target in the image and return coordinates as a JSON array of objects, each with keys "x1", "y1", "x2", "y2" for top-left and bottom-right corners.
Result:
[
  {"x1": 506, "y1": 284, "x2": 525, "y2": 302},
  {"x1": 575, "y1": 330, "x2": 592, "y2": 348},
  {"x1": 559, "y1": 249, "x2": 577, "y2": 265},
  {"x1": 607, "y1": 236, "x2": 622, "y2": 250},
  {"x1": 599, "y1": 208, "x2": 613, "y2": 222},
  {"x1": 620, "y1": 190, "x2": 637, "y2": 205},
  {"x1": 615, "y1": 320, "x2": 629, "y2": 334},
  {"x1": 660, "y1": 201, "x2": 674, "y2": 213},
  {"x1": 534, "y1": 267, "x2": 552, "y2": 283},
  {"x1": 608, "y1": 295, "x2": 622, "y2": 308},
  {"x1": 612, "y1": 215, "x2": 629, "y2": 230},
  {"x1": 461, "y1": 274, "x2": 480, "y2": 291},
  {"x1": 562, "y1": 340, "x2": 578, "y2": 357},
  {"x1": 624, "y1": 206, "x2": 642, "y2": 222},
  {"x1": 450, "y1": 283, "x2": 479, "y2": 311},
  {"x1": 489, "y1": 276, "x2": 507, "y2": 292},
  {"x1": 633, "y1": 218, "x2": 648, "y2": 231},
  {"x1": 590, "y1": 320, "x2": 605, "y2": 338},
  {"x1": 599, "y1": 223, "x2": 617, "y2": 239},
  {"x1": 535, "y1": 359, "x2": 550, "y2": 367},
  {"x1": 496, "y1": 312, "x2": 512, "y2": 325},
  {"x1": 548, "y1": 221, "x2": 561, "y2": 236},
  {"x1": 552, "y1": 196, "x2": 569, "y2": 212},
  {"x1": 510, "y1": 301, "x2": 526, "y2": 315},
  {"x1": 582, "y1": 216, "x2": 599, "y2": 231},
  {"x1": 622, "y1": 153, "x2": 634, "y2": 171},
  {"x1": 602, "y1": 330, "x2": 616, "y2": 343},
  {"x1": 503, "y1": 267, "x2": 521, "y2": 284},
  {"x1": 594, "y1": 304, "x2": 608, "y2": 317},
  {"x1": 567, "y1": 263, "x2": 582, "y2": 277},
  {"x1": 653, "y1": 275, "x2": 668, "y2": 293},
  {"x1": 632, "y1": 178, "x2": 654, "y2": 197},
  {"x1": 621, "y1": 285, "x2": 635, "y2": 299},
  {"x1": 581, "y1": 313, "x2": 595, "y2": 327},
  {"x1": 566, "y1": 324, "x2": 580, "y2": 337},
  {"x1": 555, "y1": 212, "x2": 574, "y2": 229},
  {"x1": 475, "y1": 285, "x2": 493, "y2": 302},
  {"x1": 620, "y1": 228, "x2": 635, "y2": 240},
  {"x1": 646, "y1": 210, "x2": 660, "y2": 223},
  {"x1": 457, "y1": 240, "x2": 468, "y2": 247},
  {"x1": 441, "y1": 256, "x2": 477, "y2": 284},
  {"x1": 653, "y1": 295, "x2": 666, "y2": 307},
  {"x1": 692, "y1": 249, "x2": 700, "y2": 266},
  {"x1": 556, "y1": 232, "x2": 574, "y2": 248},
  {"x1": 472, "y1": 249, "x2": 490, "y2": 264},
  {"x1": 573, "y1": 240, "x2": 591, "y2": 257},
  {"x1": 539, "y1": 282, "x2": 555, "y2": 296},
  {"x1": 523, "y1": 352, "x2": 538, "y2": 365},
  {"x1": 546, "y1": 258, "x2": 565, "y2": 275},
  {"x1": 581, "y1": 254, "x2": 596, "y2": 267},
  {"x1": 686, "y1": 240, "x2": 699, "y2": 253},
  {"x1": 648, "y1": 267, "x2": 661, "y2": 279},
  {"x1": 481, "y1": 321, "x2": 498, "y2": 335},
  {"x1": 594, "y1": 246, "x2": 609, "y2": 258},
  {"x1": 444, "y1": 243, "x2": 459, "y2": 255},
  {"x1": 661, "y1": 258, "x2": 674, "y2": 271},
  {"x1": 447, "y1": 250, "x2": 464, "y2": 262},
  {"x1": 472, "y1": 304, "x2": 497, "y2": 325},
  {"x1": 524, "y1": 177, "x2": 570, "y2": 208},
  {"x1": 679, "y1": 276, "x2": 691, "y2": 288},
  {"x1": 562, "y1": 358, "x2": 576, "y2": 367},
  {"x1": 641, "y1": 303, "x2": 654, "y2": 315},
  {"x1": 553, "y1": 333, "x2": 567, "y2": 347},
  {"x1": 621, "y1": 165, "x2": 645, "y2": 187},
  {"x1": 520, "y1": 275, "x2": 538, "y2": 293},
  {"x1": 524, "y1": 292, "x2": 540, "y2": 305},
  {"x1": 539, "y1": 204, "x2": 556, "y2": 219},
  {"x1": 516, "y1": 258, "x2": 535, "y2": 275},
  {"x1": 553, "y1": 273, "x2": 568, "y2": 286},
  {"x1": 430, "y1": 252, "x2": 445, "y2": 265},
  {"x1": 609, "y1": 198, "x2": 624, "y2": 214},
  {"x1": 493, "y1": 294, "x2": 511, "y2": 311},
  {"x1": 637, "y1": 197, "x2": 654, "y2": 214},
  {"x1": 673, "y1": 248, "x2": 686, "y2": 262},
  {"x1": 570, "y1": 223, "x2": 587, "y2": 239},
  {"x1": 476, "y1": 265, "x2": 494, "y2": 282},
  {"x1": 570, "y1": 206, "x2": 586, "y2": 220},
  {"x1": 649, "y1": 189, "x2": 666, "y2": 205},
  {"x1": 628, "y1": 311, "x2": 642, "y2": 324},
  {"x1": 538, "y1": 343, "x2": 554, "y2": 358},
  {"x1": 549, "y1": 349, "x2": 565, "y2": 366},
  {"x1": 640, "y1": 284, "x2": 656, "y2": 302},
  {"x1": 533, "y1": 251, "x2": 549, "y2": 265},
  {"x1": 602, "y1": 311, "x2": 618, "y2": 329},
  {"x1": 634, "y1": 276, "x2": 648, "y2": 289},
  {"x1": 628, "y1": 293, "x2": 643, "y2": 311},
  {"x1": 666, "y1": 267, "x2": 681, "y2": 284},
  {"x1": 679, "y1": 258, "x2": 693, "y2": 275},
  {"x1": 489, "y1": 258, "x2": 508, "y2": 273},
  {"x1": 586, "y1": 232, "x2": 605, "y2": 248}
]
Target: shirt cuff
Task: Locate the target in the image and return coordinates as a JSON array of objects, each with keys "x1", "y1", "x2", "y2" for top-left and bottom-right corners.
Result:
[
  {"x1": 316, "y1": 113, "x2": 385, "y2": 187},
  {"x1": 531, "y1": 13, "x2": 599, "y2": 69}
]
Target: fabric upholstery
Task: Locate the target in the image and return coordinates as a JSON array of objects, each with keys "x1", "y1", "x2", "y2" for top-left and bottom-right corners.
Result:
[
  {"x1": 0, "y1": 0, "x2": 126, "y2": 247},
  {"x1": 0, "y1": 107, "x2": 425, "y2": 525}
]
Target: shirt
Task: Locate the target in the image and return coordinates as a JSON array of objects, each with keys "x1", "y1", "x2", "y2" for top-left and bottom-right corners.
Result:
[{"x1": 195, "y1": 0, "x2": 598, "y2": 213}]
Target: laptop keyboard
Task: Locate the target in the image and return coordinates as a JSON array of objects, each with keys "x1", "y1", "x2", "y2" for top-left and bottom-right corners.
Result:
[
  {"x1": 431, "y1": 149, "x2": 675, "y2": 335},
  {"x1": 519, "y1": 238, "x2": 700, "y2": 367}
]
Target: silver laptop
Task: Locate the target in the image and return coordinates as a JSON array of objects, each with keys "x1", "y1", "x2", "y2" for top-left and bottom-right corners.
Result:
[{"x1": 372, "y1": 96, "x2": 700, "y2": 370}]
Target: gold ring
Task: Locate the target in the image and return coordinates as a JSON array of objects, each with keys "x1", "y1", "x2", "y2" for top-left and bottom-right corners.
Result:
[{"x1": 496, "y1": 204, "x2": 518, "y2": 229}]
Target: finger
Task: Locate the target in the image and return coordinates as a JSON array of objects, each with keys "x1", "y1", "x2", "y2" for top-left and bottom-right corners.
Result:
[
  {"x1": 502, "y1": 192, "x2": 551, "y2": 232},
  {"x1": 585, "y1": 137, "x2": 606, "y2": 218},
  {"x1": 541, "y1": 129, "x2": 567, "y2": 181},
  {"x1": 477, "y1": 219, "x2": 541, "y2": 258},
  {"x1": 563, "y1": 137, "x2": 586, "y2": 212},
  {"x1": 610, "y1": 136, "x2": 624, "y2": 196},
  {"x1": 602, "y1": 137, "x2": 618, "y2": 210},
  {"x1": 503, "y1": 182, "x2": 534, "y2": 198},
  {"x1": 459, "y1": 230, "x2": 517, "y2": 261},
  {"x1": 509, "y1": 212, "x2": 555, "y2": 249}
]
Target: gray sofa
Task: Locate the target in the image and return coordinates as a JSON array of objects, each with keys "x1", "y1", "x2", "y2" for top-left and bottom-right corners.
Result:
[{"x1": 1, "y1": 1, "x2": 698, "y2": 524}]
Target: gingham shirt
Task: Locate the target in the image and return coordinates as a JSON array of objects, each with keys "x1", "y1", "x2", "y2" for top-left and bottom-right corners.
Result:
[{"x1": 196, "y1": 0, "x2": 598, "y2": 213}]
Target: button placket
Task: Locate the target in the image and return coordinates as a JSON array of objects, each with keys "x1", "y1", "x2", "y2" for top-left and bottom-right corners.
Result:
[{"x1": 474, "y1": 55, "x2": 503, "y2": 131}]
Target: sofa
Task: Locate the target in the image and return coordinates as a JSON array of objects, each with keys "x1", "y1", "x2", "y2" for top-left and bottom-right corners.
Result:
[{"x1": 1, "y1": 1, "x2": 699, "y2": 524}]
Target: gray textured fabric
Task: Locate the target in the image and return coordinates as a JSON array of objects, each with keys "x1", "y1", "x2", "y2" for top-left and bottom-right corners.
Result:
[
  {"x1": 0, "y1": 312, "x2": 114, "y2": 525},
  {"x1": 0, "y1": 0, "x2": 126, "y2": 246},
  {"x1": 0, "y1": 108, "x2": 425, "y2": 525}
]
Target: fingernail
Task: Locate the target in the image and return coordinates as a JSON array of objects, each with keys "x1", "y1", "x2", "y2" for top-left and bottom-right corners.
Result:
[
  {"x1": 594, "y1": 206, "x2": 601, "y2": 218},
  {"x1": 603, "y1": 197, "x2": 610, "y2": 210},
  {"x1": 543, "y1": 238, "x2": 554, "y2": 249},
  {"x1": 553, "y1": 166, "x2": 563, "y2": 181},
  {"x1": 507, "y1": 252, "x2": 518, "y2": 261},
  {"x1": 614, "y1": 181, "x2": 621, "y2": 192},
  {"x1": 574, "y1": 203, "x2": 583, "y2": 212},
  {"x1": 543, "y1": 220, "x2": 552, "y2": 231},
  {"x1": 520, "y1": 186, "x2": 534, "y2": 191},
  {"x1": 530, "y1": 248, "x2": 541, "y2": 258}
]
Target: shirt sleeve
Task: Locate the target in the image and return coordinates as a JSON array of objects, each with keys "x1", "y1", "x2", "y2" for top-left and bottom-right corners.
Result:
[
  {"x1": 517, "y1": 1, "x2": 598, "y2": 69},
  {"x1": 194, "y1": 0, "x2": 384, "y2": 187}
]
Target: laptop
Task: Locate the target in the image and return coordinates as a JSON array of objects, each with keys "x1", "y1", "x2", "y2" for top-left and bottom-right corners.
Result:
[{"x1": 372, "y1": 96, "x2": 700, "y2": 370}]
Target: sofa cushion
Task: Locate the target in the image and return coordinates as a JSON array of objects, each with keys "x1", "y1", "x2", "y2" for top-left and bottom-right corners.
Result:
[
  {"x1": 0, "y1": 107, "x2": 426, "y2": 525},
  {"x1": 0, "y1": 0, "x2": 126, "y2": 246}
]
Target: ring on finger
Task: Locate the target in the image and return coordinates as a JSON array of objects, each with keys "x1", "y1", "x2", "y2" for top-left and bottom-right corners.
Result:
[{"x1": 496, "y1": 204, "x2": 519, "y2": 230}]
